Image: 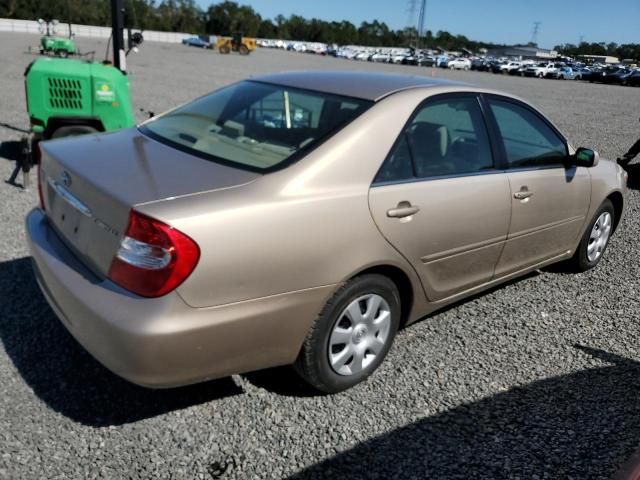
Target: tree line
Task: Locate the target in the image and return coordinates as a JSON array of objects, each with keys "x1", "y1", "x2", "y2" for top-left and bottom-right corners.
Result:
[
  {"x1": 554, "y1": 42, "x2": 640, "y2": 62},
  {"x1": 2, "y1": 0, "x2": 638, "y2": 58},
  {"x1": 0, "y1": 0, "x2": 501, "y2": 49}
]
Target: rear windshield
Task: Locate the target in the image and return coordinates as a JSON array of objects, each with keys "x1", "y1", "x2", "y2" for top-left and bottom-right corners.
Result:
[{"x1": 140, "y1": 80, "x2": 372, "y2": 172}]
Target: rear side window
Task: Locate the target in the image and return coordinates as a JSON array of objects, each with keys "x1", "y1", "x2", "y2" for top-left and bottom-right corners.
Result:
[
  {"x1": 141, "y1": 81, "x2": 372, "y2": 173},
  {"x1": 375, "y1": 95, "x2": 494, "y2": 182},
  {"x1": 488, "y1": 99, "x2": 567, "y2": 168}
]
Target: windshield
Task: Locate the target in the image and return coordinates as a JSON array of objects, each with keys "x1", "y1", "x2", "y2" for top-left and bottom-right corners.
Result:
[{"x1": 141, "y1": 81, "x2": 372, "y2": 172}]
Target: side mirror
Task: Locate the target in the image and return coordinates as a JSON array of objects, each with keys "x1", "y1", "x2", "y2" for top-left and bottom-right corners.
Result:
[{"x1": 570, "y1": 147, "x2": 599, "y2": 168}]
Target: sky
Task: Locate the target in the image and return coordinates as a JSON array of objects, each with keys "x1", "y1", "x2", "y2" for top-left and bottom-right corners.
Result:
[{"x1": 198, "y1": 0, "x2": 639, "y2": 48}]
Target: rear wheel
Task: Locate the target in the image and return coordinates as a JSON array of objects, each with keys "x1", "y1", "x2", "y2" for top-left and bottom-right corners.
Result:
[
  {"x1": 219, "y1": 45, "x2": 230, "y2": 54},
  {"x1": 51, "y1": 125, "x2": 98, "y2": 139},
  {"x1": 238, "y1": 44, "x2": 249, "y2": 55},
  {"x1": 295, "y1": 274, "x2": 401, "y2": 393},
  {"x1": 565, "y1": 200, "x2": 615, "y2": 272}
]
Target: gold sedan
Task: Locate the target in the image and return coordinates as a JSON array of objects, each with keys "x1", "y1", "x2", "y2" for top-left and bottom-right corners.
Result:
[{"x1": 27, "y1": 72, "x2": 627, "y2": 392}]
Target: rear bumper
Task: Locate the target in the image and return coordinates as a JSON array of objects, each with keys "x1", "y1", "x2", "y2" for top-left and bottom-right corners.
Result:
[{"x1": 26, "y1": 208, "x2": 333, "y2": 387}]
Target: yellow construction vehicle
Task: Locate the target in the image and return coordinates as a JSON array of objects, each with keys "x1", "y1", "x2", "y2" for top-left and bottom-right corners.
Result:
[{"x1": 216, "y1": 32, "x2": 256, "y2": 55}]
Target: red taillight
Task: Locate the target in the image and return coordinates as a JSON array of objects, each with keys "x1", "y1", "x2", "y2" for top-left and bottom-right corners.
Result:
[{"x1": 108, "y1": 210, "x2": 200, "y2": 298}]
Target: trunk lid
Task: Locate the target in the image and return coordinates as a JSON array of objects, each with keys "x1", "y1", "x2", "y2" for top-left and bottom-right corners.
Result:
[{"x1": 39, "y1": 127, "x2": 259, "y2": 277}]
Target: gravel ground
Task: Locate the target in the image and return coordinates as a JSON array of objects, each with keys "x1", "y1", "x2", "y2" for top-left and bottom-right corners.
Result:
[{"x1": 1, "y1": 32, "x2": 640, "y2": 479}]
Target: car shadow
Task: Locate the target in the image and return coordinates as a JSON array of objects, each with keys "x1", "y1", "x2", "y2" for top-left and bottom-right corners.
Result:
[
  {"x1": 290, "y1": 345, "x2": 640, "y2": 479},
  {"x1": 625, "y1": 163, "x2": 640, "y2": 191},
  {"x1": 0, "y1": 257, "x2": 243, "y2": 427},
  {"x1": 243, "y1": 366, "x2": 321, "y2": 398},
  {"x1": 0, "y1": 140, "x2": 22, "y2": 162}
]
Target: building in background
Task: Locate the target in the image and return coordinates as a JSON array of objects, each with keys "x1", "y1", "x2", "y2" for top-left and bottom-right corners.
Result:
[
  {"x1": 486, "y1": 45, "x2": 558, "y2": 59},
  {"x1": 578, "y1": 54, "x2": 620, "y2": 65}
]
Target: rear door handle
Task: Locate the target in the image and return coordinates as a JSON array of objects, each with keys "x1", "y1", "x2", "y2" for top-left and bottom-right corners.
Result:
[{"x1": 387, "y1": 201, "x2": 420, "y2": 218}]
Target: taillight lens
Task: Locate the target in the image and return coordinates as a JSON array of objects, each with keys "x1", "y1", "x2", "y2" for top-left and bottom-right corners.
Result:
[{"x1": 108, "y1": 210, "x2": 200, "y2": 298}]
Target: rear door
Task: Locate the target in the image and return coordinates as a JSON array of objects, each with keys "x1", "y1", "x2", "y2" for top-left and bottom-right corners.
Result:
[
  {"x1": 484, "y1": 96, "x2": 591, "y2": 276},
  {"x1": 369, "y1": 94, "x2": 511, "y2": 302}
]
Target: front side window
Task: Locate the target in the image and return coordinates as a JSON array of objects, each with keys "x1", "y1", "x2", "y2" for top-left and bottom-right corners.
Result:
[
  {"x1": 376, "y1": 96, "x2": 494, "y2": 182},
  {"x1": 141, "y1": 81, "x2": 372, "y2": 172},
  {"x1": 488, "y1": 99, "x2": 567, "y2": 168}
]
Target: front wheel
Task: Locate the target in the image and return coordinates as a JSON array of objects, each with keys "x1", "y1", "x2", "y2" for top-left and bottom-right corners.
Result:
[
  {"x1": 238, "y1": 44, "x2": 249, "y2": 55},
  {"x1": 295, "y1": 274, "x2": 401, "y2": 393},
  {"x1": 566, "y1": 200, "x2": 615, "y2": 272}
]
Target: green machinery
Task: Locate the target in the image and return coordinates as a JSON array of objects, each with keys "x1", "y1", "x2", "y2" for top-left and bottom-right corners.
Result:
[
  {"x1": 10, "y1": 0, "x2": 141, "y2": 187},
  {"x1": 37, "y1": 19, "x2": 76, "y2": 57},
  {"x1": 40, "y1": 36, "x2": 76, "y2": 58}
]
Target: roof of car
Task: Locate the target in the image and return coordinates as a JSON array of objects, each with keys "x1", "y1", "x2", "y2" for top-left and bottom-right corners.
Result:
[{"x1": 250, "y1": 71, "x2": 465, "y2": 102}]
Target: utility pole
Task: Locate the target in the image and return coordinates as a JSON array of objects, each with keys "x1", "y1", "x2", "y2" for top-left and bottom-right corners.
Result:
[
  {"x1": 417, "y1": 0, "x2": 427, "y2": 49},
  {"x1": 531, "y1": 21, "x2": 541, "y2": 46},
  {"x1": 406, "y1": 0, "x2": 418, "y2": 47}
]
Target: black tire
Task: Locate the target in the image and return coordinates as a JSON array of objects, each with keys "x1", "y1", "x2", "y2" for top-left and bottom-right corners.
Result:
[
  {"x1": 565, "y1": 199, "x2": 615, "y2": 272},
  {"x1": 51, "y1": 125, "x2": 98, "y2": 139},
  {"x1": 238, "y1": 44, "x2": 249, "y2": 55},
  {"x1": 294, "y1": 274, "x2": 401, "y2": 393},
  {"x1": 219, "y1": 45, "x2": 230, "y2": 54}
]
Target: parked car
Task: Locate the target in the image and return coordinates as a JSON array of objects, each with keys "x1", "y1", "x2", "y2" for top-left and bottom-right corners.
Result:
[
  {"x1": 181, "y1": 36, "x2": 211, "y2": 49},
  {"x1": 402, "y1": 52, "x2": 434, "y2": 67},
  {"x1": 622, "y1": 70, "x2": 640, "y2": 86},
  {"x1": 553, "y1": 66, "x2": 580, "y2": 80},
  {"x1": 573, "y1": 67, "x2": 592, "y2": 80},
  {"x1": 482, "y1": 60, "x2": 502, "y2": 72},
  {"x1": 524, "y1": 63, "x2": 552, "y2": 78},
  {"x1": 544, "y1": 63, "x2": 565, "y2": 78},
  {"x1": 28, "y1": 72, "x2": 627, "y2": 393},
  {"x1": 500, "y1": 61, "x2": 522, "y2": 74},
  {"x1": 448, "y1": 58, "x2": 471, "y2": 70},
  {"x1": 471, "y1": 58, "x2": 489, "y2": 71},
  {"x1": 370, "y1": 51, "x2": 391, "y2": 63},
  {"x1": 416, "y1": 55, "x2": 436, "y2": 67},
  {"x1": 491, "y1": 61, "x2": 507, "y2": 74},
  {"x1": 602, "y1": 68, "x2": 633, "y2": 84},
  {"x1": 588, "y1": 66, "x2": 622, "y2": 83}
]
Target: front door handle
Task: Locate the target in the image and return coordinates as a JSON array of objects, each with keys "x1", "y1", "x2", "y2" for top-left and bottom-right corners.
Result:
[
  {"x1": 514, "y1": 188, "x2": 534, "y2": 200},
  {"x1": 387, "y1": 201, "x2": 420, "y2": 218}
]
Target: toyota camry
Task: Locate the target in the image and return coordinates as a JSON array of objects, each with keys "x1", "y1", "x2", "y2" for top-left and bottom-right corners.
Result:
[{"x1": 27, "y1": 71, "x2": 628, "y2": 392}]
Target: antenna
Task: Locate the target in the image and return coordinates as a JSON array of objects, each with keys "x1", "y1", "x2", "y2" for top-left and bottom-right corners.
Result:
[{"x1": 531, "y1": 21, "x2": 541, "y2": 45}]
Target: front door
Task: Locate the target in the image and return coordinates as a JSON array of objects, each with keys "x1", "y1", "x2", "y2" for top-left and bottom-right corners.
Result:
[
  {"x1": 369, "y1": 94, "x2": 511, "y2": 302},
  {"x1": 484, "y1": 97, "x2": 591, "y2": 276}
]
